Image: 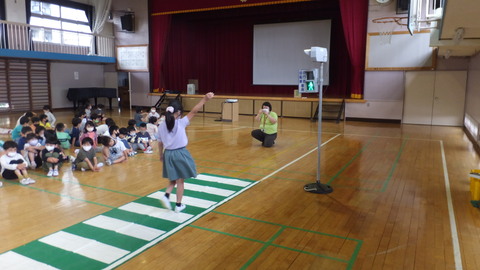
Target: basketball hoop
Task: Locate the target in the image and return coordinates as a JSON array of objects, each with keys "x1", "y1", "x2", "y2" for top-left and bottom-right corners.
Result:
[{"x1": 372, "y1": 16, "x2": 408, "y2": 45}]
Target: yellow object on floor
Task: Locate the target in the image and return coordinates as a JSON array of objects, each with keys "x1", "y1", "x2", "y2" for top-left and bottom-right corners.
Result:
[{"x1": 470, "y1": 169, "x2": 480, "y2": 207}]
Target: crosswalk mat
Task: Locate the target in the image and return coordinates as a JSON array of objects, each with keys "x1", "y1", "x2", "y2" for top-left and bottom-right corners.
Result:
[{"x1": 0, "y1": 173, "x2": 257, "y2": 270}]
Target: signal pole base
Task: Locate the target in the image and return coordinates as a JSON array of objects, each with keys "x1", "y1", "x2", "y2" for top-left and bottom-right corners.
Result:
[{"x1": 304, "y1": 182, "x2": 333, "y2": 194}]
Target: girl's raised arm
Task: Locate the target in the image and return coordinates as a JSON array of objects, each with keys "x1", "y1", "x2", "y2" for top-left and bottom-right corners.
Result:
[{"x1": 186, "y1": 92, "x2": 214, "y2": 121}]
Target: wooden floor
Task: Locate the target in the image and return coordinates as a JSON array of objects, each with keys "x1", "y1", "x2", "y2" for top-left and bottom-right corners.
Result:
[{"x1": 1, "y1": 109, "x2": 480, "y2": 270}]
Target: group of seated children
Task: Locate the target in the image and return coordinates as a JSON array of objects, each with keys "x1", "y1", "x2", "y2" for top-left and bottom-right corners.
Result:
[
  {"x1": 69, "y1": 104, "x2": 164, "y2": 170},
  {"x1": 1, "y1": 129, "x2": 68, "y2": 186},
  {"x1": 1, "y1": 104, "x2": 165, "y2": 187}
]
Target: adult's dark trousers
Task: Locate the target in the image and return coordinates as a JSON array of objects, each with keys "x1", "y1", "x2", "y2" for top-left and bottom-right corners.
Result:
[{"x1": 251, "y1": 129, "x2": 277, "y2": 147}]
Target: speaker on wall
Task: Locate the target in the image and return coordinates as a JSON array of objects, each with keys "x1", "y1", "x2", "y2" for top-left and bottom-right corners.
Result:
[
  {"x1": 120, "y1": 13, "x2": 134, "y2": 32},
  {"x1": 396, "y1": 0, "x2": 409, "y2": 14}
]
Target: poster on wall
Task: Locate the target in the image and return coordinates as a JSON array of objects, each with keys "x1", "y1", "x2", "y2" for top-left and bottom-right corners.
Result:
[{"x1": 116, "y1": 45, "x2": 149, "y2": 72}]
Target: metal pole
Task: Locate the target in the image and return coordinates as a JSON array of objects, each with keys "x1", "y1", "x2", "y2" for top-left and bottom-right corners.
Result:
[
  {"x1": 304, "y1": 63, "x2": 333, "y2": 194},
  {"x1": 128, "y1": 72, "x2": 132, "y2": 112},
  {"x1": 317, "y1": 65, "x2": 322, "y2": 183}
]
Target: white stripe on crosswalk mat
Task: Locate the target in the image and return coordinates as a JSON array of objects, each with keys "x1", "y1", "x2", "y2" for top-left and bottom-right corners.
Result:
[
  {"x1": 194, "y1": 174, "x2": 251, "y2": 187},
  {"x1": 119, "y1": 202, "x2": 193, "y2": 223},
  {"x1": 0, "y1": 251, "x2": 59, "y2": 270},
  {"x1": 83, "y1": 215, "x2": 166, "y2": 241},
  {"x1": 184, "y1": 183, "x2": 234, "y2": 197},
  {"x1": 148, "y1": 192, "x2": 216, "y2": 209},
  {"x1": 39, "y1": 231, "x2": 129, "y2": 264}
]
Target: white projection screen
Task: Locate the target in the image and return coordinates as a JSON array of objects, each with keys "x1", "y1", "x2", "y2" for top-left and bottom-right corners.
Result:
[{"x1": 253, "y1": 20, "x2": 331, "y2": 86}]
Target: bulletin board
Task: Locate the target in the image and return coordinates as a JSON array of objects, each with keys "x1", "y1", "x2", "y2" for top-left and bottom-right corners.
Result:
[
  {"x1": 365, "y1": 31, "x2": 436, "y2": 71},
  {"x1": 116, "y1": 45, "x2": 149, "y2": 72}
]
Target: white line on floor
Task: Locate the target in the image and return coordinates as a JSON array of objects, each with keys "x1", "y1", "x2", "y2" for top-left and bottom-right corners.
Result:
[
  {"x1": 259, "y1": 133, "x2": 341, "y2": 182},
  {"x1": 440, "y1": 140, "x2": 463, "y2": 270}
]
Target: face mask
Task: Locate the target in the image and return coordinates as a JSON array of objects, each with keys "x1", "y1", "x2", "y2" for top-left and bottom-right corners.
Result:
[
  {"x1": 7, "y1": 152, "x2": 16, "y2": 157},
  {"x1": 82, "y1": 145, "x2": 92, "y2": 151},
  {"x1": 46, "y1": 145, "x2": 55, "y2": 151},
  {"x1": 29, "y1": 139, "x2": 38, "y2": 146},
  {"x1": 151, "y1": 109, "x2": 156, "y2": 113},
  {"x1": 86, "y1": 127, "x2": 94, "y2": 132},
  {"x1": 130, "y1": 132, "x2": 136, "y2": 136}
]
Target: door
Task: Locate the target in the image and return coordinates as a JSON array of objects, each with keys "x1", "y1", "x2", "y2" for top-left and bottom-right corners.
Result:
[
  {"x1": 431, "y1": 71, "x2": 467, "y2": 126},
  {"x1": 117, "y1": 72, "x2": 130, "y2": 109},
  {"x1": 404, "y1": 71, "x2": 467, "y2": 126},
  {"x1": 403, "y1": 71, "x2": 435, "y2": 125}
]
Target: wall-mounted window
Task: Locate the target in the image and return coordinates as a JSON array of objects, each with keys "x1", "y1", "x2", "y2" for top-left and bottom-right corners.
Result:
[{"x1": 29, "y1": 0, "x2": 92, "y2": 47}]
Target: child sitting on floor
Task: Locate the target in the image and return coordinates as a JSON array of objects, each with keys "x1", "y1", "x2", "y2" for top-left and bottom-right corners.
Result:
[
  {"x1": 79, "y1": 121, "x2": 98, "y2": 148},
  {"x1": 134, "y1": 107, "x2": 148, "y2": 127},
  {"x1": 148, "y1": 106, "x2": 160, "y2": 119},
  {"x1": 126, "y1": 126, "x2": 144, "y2": 152},
  {"x1": 72, "y1": 137, "x2": 104, "y2": 172},
  {"x1": 109, "y1": 125, "x2": 131, "y2": 157},
  {"x1": 76, "y1": 110, "x2": 88, "y2": 132},
  {"x1": 92, "y1": 104, "x2": 105, "y2": 119},
  {"x1": 84, "y1": 103, "x2": 92, "y2": 118},
  {"x1": 127, "y1": 119, "x2": 138, "y2": 132},
  {"x1": 35, "y1": 126, "x2": 46, "y2": 146},
  {"x1": 55, "y1": 123, "x2": 71, "y2": 150},
  {"x1": 118, "y1": 128, "x2": 136, "y2": 156},
  {"x1": 43, "y1": 105, "x2": 56, "y2": 126},
  {"x1": 11, "y1": 116, "x2": 30, "y2": 142},
  {"x1": 137, "y1": 123, "x2": 153, "y2": 153},
  {"x1": 38, "y1": 114, "x2": 52, "y2": 129},
  {"x1": 0, "y1": 141, "x2": 35, "y2": 185},
  {"x1": 22, "y1": 133, "x2": 44, "y2": 169},
  {"x1": 146, "y1": 116, "x2": 159, "y2": 141},
  {"x1": 30, "y1": 116, "x2": 40, "y2": 133},
  {"x1": 41, "y1": 139, "x2": 67, "y2": 177},
  {"x1": 70, "y1": 117, "x2": 82, "y2": 148},
  {"x1": 99, "y1": 136, "x2": 126, "y2": 165},
  {"x1": 17, "y1": 126, "x2": 33, "y2": 154}
]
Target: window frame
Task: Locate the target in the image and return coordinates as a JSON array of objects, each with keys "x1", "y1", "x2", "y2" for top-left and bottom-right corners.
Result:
[{"x1": 27, "y1": 0, "x2": 93, "y2": 46}]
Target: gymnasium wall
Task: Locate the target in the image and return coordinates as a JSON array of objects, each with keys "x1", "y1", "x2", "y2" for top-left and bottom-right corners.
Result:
[
  {"x1": 349, "y1": 1, "x2": 470, "y2": 122},
  {"x1": 50, "y1": 62, "x2": 106, "y2": 109},
  {"x1": 111, "y1": 0, "x2": 150, "y2": 107},
  {"x1": 465, "y1": 55, "x2": 480, "y2": 139}
]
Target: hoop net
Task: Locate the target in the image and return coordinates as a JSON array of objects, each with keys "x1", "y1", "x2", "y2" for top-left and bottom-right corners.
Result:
[{"x1": 372, "y1": 17, "x2": 408, "y2": 45}]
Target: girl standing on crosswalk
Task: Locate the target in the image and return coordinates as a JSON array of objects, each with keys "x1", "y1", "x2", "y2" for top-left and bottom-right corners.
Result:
[{"x1": 157, "y1": 92, "x2": 214, "y2": 213}]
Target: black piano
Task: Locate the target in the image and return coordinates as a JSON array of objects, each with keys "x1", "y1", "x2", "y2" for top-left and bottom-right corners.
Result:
[{"x1": 67, "y1": 87, "x2": 117, "y2": 110}]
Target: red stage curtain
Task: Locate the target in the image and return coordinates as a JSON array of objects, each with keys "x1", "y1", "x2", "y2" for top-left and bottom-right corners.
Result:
[
  {"x1": 339, "y1": 0, "x2": 369, "y2": 99},
  {"x1": 150, "y1": 14, "x2": 171, "y2": 91}
]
